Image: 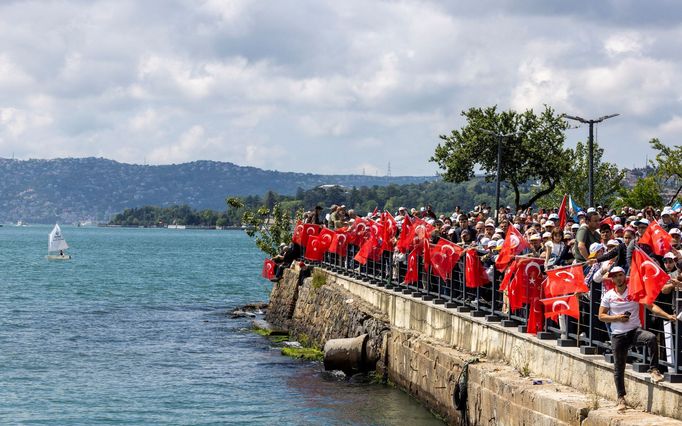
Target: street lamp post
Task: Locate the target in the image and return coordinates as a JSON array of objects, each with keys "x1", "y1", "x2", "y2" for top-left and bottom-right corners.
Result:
[
  {"x1": 563, "y1": 113, "x2": 619, "y2": 208},
  {"x1": 481, "y1": 129, "x2": 524, "y2": 225}
]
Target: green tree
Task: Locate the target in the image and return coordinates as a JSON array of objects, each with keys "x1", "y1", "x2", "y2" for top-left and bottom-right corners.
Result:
[
  {"x1": 650, "y1": 138, "x2": 682, "y2": 204},
  {"x1": 431, "y1": 105, "x2": 570, "y2": 210},
  {"x1": 541, "y1": 141, "x2": 624, "y2": 208},
  {"x1": 620, "y1": 176, "x2": 662, "y2": 209},
  {"x1": 229, "y1": 197, "x2": 292, "y2": 256}
]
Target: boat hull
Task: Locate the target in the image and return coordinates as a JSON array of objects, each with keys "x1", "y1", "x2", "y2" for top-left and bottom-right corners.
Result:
[{"x1": 46, "y1": 255, "x2": 71, "y2": 261}]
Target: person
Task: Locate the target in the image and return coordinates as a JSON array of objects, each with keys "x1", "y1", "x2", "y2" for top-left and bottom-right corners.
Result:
[
  {"x1": 598, "y1": 266, "x2": 677, "y2": 412},
  {"x1": 544, "y1": 229, "x2": 568, "y2": 269},
  {"x1": 573, "y1": 211, "x2": 601, "y2": 263}
]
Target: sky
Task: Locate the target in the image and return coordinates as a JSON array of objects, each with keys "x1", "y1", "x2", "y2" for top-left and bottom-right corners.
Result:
[{"x1": 1, "y1": 0, "x2": 681, "y2": 176}]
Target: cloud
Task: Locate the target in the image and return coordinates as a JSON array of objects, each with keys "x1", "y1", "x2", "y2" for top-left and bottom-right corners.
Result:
[{"x1": 0, "y1": 0, "x2": 681, "y2": 176}]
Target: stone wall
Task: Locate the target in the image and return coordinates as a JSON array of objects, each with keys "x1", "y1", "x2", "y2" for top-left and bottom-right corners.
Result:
[{"x1": 266, "y1": 266, "x2": 682, "y2": 425}]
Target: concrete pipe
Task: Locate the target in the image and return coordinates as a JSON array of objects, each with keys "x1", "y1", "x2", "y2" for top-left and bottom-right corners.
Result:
[{"x1": 323, "y1": 334, "x2": 368, "y2": 374}]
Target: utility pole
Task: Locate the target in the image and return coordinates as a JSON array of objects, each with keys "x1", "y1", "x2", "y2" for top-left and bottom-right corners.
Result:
[
  {"x1": 563, "y1": 113, "x2": 619, "y2": 208},
  {"x1": 481, "y1": 129, "x2": 524, "y2": 225}
]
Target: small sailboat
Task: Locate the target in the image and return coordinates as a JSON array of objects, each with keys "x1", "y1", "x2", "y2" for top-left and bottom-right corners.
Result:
[{"x1": 47, "y1": 224, "x2": 71, "y2": 260}]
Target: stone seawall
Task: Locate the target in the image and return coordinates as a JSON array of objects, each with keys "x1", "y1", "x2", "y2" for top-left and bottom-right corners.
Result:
[{"x1": 266, "y1": 265, "x2": 682, "y2": 425}]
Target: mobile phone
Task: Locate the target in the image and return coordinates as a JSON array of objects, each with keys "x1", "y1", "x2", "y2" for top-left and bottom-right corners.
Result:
[{"x1": 623, "y1": 311, "x2": 631, "y2": 317}]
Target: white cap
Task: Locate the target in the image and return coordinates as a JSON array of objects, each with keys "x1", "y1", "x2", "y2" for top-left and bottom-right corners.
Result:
[
  {"x1": 670, "y1": 228, "x2": 681, "y2": 236},
  {"x1": 544, "y1": 220, "x2": 555, "y2": 227},
  {"x1": 664, "y1": 252, "x2": 677, "y2": 259},
  {"x1": 495, "y1": 228, "x2": 503, "y2": 234},
  {"x1": 614, "y1": 224, "x2": 624, "y2": 231},
  {"x1": 487, "y1": 240, "x2": 497, "y2": 248},
  {"x1": 590, "y1": 242, "x2": 604, "y2": 253},
  {"x1": 634, "y1": 218, "x2": 650, "y2": 226},
  {"x1": 587, "y1": 207, "x2": 596, "y2": 213},
  {"x1": 529, "y1": 234, "x2": 541, "y2": 241},
  {"x1": 492, "y1": 234, "x2": 502, "y2": 240},
  {"x1": 607, "y1": 239, "x2": 619, "y2": 247},
  {"x1": 571, "y1": 224, "x2": 579, "y2": 230},
  {"x1": 610, "y1": 266, "x2": 625, "y2": 274},
  {"x1": 513, "y1": 224, "x2": 521, "y2": 230},
  {"x1": 542, "y1": 232, "x2": 552, "y2": 238},
  {"x1": 548, "y1": 213, "x2": 559, "y2": 220},
  {"x1": 480, "y1": 237, "x2": 490, "y2": 246},
  {"x1": 563, "y1": 232, "x2": 573, "y2": 239},
  {"x1": 662, "y1": 208, "x2": 673, "y2": 216}
]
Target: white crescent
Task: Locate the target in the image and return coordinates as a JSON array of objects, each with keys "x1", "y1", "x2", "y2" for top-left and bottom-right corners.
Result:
[
  {"x1": 442, "y1": 245, "x2": 457, "y2": 257},
  {"x1": 641, "y1": 260, "x2": 660, "y2": 277},
  {"x1": 552, "y1": 300, "x2": 571, "y2": 312},
  {"x1": 525, "y1": 261, "x2": 542, "y2": 277},
  {"x1": 322, "y1": 234, "x2": 333, "y2": 245},
  {"x1": 415, "y1": 224, "x2": 426, "y2": 238},
  {"x1": 510, "y1": 235, "x2": 520, "y2": 249},
  {"x1": 265, "y1": 263, "x2": 272, "y2": 271},
  {"x1": 371, "y1": 224, "x2": 380, "y2": 235},
  {"x1": 295, "y1": 224, "x2": 304, "y2": 235},
  {"x1": 306, "y1": 227, "x2": 316, "y2": 235},
  {"x1": 337, "y1": 234, "x2": 347, "y2": 245},
  {"x1": 556, "y1": 271, "x2": 575, "y2": 281},
  {"x1": 356, "y1": 223, "x2": 367, "y2": 235}
]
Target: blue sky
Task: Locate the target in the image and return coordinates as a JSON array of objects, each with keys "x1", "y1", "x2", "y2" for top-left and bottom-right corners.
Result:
[{"x1": 0, "y1": 0, "x2": 680, "y2": 175}]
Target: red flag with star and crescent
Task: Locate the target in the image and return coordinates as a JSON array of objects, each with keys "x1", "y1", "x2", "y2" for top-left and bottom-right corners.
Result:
[
  {"x1": 262, "y1": 258, "x2": 276, "y2": 280},
  {"x1": 629, "y1": 247, "x2": 670, "y2": 305},
  {"x1": 465, "y1": 250, "x2": 490, "y2": 288},
  {"x1": 381, "y1": 211, "x2": 398, "y2": 251},
  {"x1": 292, "y1": 221, "x2": 304, "y2": 246},
  {"x1": 408, "y1": 218, "x2": 434, "y2": 246},
  {"x1": 422, "y1": 239, "x2": 432, "y2": 273},
  {"x1": 304, "y1": 236, "x2": 325, "y2": 261},
  {"x1": 404, "y1": 249, "x2": 420, "y2": 284},
  {"x1": 329, "y1": 228, "x2": 349, "y2": 256},
  {"x1": 354, "y1": 233, "x2": 382, "y2": 265},
  {"x1": 317, "y1": 227, "x2": 336, "y2": 253},
  {"x1": 639, "y1": 222, "x2": 673, "y2": 257},
  {"x1": 429, "y1": 238, "x2": 464, "y2": 281},
  {"x1": 540, "y1": 294, "x2": 580, "y2": 320},
  {"x1": 495, "y1": 225, "x2": 529, "y2": 271},
  {"x1": 544, "y1": 264, "x2": 589, "y2": 298},
  {"x1": 526, "y1": 294, "x2": 546, "y2": 334},
  {"x1": 499, "y1": 259, "x2": 519, "y2": 292},
  {"x1": 300, "y1": 223, "x2": 321, "y2": 248},
  {"x1": 507, "y1": 257, "x2": 545, "y2": 311}
]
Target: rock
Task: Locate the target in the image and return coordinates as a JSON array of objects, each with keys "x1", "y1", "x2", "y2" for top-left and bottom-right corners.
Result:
[{"x1": 283, "y1": 341, "x2": 302, "y2": 348}]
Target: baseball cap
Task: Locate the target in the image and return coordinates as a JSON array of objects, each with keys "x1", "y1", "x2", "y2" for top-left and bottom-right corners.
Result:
[
  {"x1": 589, "y1": 242, "x2": 604, "y2": 253},
  {"x1": 607, "y1": 239, "x2": 619, "y2": 247},
  {"x1": 634, "y1": 218, "x2": 650, "y2": 226},
  {"x1": 542, "y1": 232, "x2": 552, "y2": 238},
  {"x1": 544, "y1": 220, "x2": 555, "y2": 227},
  {"x1": 664, "y1": 252, "x2": 676, "y2": 260},
  {"x1": 529, "y1": 234, "x2": 541, "y2": 241},
  {"x1": 610, "y1": 266, "x2": 625, "y2": 274},
  {"x1": 669, "y1": 228, "x2": 681, "y2": 236}
]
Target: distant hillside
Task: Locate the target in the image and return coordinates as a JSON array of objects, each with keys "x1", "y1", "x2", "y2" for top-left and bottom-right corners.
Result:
[{"x1": 0, "y1": 157, "x2": 437, "y2": 223}]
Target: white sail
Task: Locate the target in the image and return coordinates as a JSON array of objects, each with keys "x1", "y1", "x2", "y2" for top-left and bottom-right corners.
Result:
[{"x1": 48, "y1": 224, "x2": 69, "y2": 253}]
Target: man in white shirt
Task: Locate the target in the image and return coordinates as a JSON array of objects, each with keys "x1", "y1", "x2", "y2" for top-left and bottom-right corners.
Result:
[{"x1": 598, "y1": 266, "x2": 677, "y2": 412}]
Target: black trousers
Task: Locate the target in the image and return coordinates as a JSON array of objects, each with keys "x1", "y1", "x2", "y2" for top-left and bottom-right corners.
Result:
[{"x1": 611, "y1": 327, "x2": 658, "y2": 398}]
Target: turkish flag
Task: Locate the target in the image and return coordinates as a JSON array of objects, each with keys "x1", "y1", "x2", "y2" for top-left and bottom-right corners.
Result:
[
  {"x1": 349, "y1": 218, "x2": 370, "y2": 246},
  {"x1": 430, "y1": 239, "x2": 464, "y2": 281},
  {"x1": 540, "y1": 294, "x2": 580, "y2": 320},
  {"x1": 329, "y1": 229, "x2": 349, "y2": 256},
  {"x1": 404, "y1": 249, "x2": 420, "y2": 284},
  {"x1": 499, "y1": 259, "x2": 519, "y2": 292},
  {"x1": 318, "y1": 227, "x2": 336, "y2": 252},
  {"x1": 544, "y1": 264, "x2": 589, "y2": 297},
  {"x1": 508, "y1": 257, "x2": 545, "y2": 310},
  {"x1": 557, "y1": 194, "x2": 568, "y2": 230},
  {"x1": 526, "y1": 297, "x2": 545, "y2": 334},
  {"x1": 639, "y1": 221, "x2": 673, "y2": 256},
  {"x1": 304, "y1": 236, "x2": 325, "y2": 261},
  {"x1": 396, "y1": 220, "x2": 412, "y2": 253},
  {"x1": 422, "y1": 239, "x2": 432, "y2": 273},
  {"x1": 381, "y1": 211, "x2": 398, "y2": 251},
  {"x1": 495, "y1": 225, "x2": 529, "y2": 271},
  {"x1": 465, "y1": 250, "x2": 490, "y2": 288},
  {"x1": 262, "y1": 258, "x2": 276, "y2": 280},
  {"x1": 409, "y1": 218, "x2": 435, "y2": 246},
  {"x1": 292, "y1": 221, "x2": 304, "y2": 245},
  {"x1": 629, "y1": 247, "x2": 670, "y2": 305},
  {"x1": 301, "y1": 223, "x2": 321, "y2": 247},
  {"x1": 354, "y1": 233, "x2": 381, "y2": 265}
]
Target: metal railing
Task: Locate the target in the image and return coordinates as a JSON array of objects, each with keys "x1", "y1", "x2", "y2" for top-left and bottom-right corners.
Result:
[{"x1": 299, "y1": 243, "x2": 682, "y2": 382}]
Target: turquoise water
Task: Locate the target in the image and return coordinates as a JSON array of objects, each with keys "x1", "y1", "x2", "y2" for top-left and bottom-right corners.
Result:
[{"x1": 0, "y1": 226, "x2": 441, "y2": 425}]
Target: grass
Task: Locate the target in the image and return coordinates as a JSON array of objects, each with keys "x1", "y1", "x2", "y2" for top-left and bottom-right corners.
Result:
[
  {"x1": 311, "y1": 269, "x2": 327, "y2": 289},
  {"x1": 269, "y1": 335, "x2": 289, "y2": 343},
  {"x1": 281, "y1": 346, "x2": 324, "y2": 361},
  {"x1": 254, "y1": 328, "x2": 271, "y2": 336}
]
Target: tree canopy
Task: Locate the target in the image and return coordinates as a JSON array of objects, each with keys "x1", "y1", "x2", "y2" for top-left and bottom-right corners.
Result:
[
  {"x1": 649, "y1": 138, "x2": 682, "y2": 204},
  {"x1": 431, "y1": 105, "x2": 570, "y2": 210}
]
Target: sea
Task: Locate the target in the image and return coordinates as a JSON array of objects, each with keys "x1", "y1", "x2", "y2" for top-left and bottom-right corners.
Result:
[{"x1": 0, "y1": 225, "x2": 442, "y2": 425}]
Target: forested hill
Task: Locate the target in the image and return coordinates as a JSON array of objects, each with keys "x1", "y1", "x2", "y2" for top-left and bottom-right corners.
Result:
[{"x1": 0, "y1": 157, "x2": 436, "y2": 223}]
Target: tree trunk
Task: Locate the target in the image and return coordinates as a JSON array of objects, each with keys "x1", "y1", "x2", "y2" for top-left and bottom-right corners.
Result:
[
  {"x1": 668, "y1": 184, "x2": 682, "y2": 205},
  {"x1": 520, "y1": 181, "x2": 556, "y2": 210}
]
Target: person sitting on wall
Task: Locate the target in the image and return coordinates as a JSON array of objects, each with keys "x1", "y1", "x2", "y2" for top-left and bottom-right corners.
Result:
[
  {"x1": 272, "y1": 242, "x2": 300, "y2": 280},
  {"x1": 598, "y1": 266, "x2": 677, "y2": 412}
]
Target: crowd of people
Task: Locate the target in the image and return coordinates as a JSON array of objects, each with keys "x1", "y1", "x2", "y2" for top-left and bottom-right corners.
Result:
[{"x1": 287, "y1": 200, "x2": 682, "y2": 411}]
